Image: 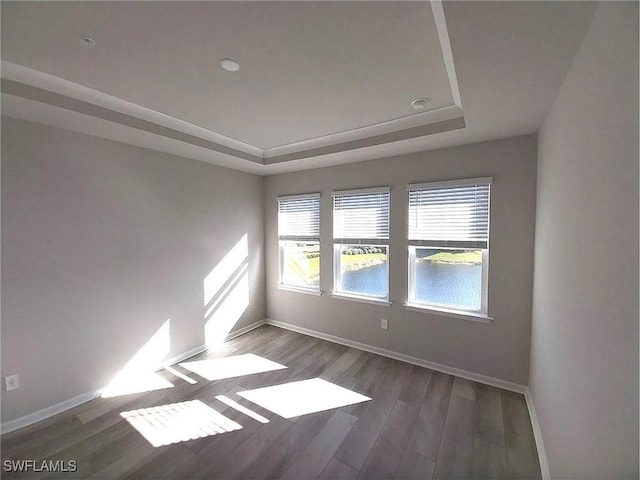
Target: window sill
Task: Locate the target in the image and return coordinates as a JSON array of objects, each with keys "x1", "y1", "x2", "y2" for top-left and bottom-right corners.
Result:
[
  {"x1": 330, "y1": 292, "x2": 392, "y2": 306},
  {"x1": 276, "y1": 284, "x2": 323, "y2": 296},
  {"x1": 404, "y1": 303, "x2": 493, "y2": 324}
]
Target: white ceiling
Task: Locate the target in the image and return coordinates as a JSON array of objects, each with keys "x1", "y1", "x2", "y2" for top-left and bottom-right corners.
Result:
[{"x1": 0, "y1": 1, "x2": 597, "y2": 175}]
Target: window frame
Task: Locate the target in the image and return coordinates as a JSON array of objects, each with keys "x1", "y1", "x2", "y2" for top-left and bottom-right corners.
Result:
[
  {"x1": 406, "y1": 178, "x2": 491, "y2": 316},
  {"x1": 331, "y1": 187, "x2": 391, "y2": 302},
  {"x1": 277, "y1": 193, "x2": 321, "y2": 293}
]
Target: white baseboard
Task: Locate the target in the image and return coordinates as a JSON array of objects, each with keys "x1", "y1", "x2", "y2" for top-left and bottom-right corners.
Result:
[
  {"x1": 225, "y1": 320, "x2": 266, "y2": 341},
  {"x1": 265, "y1": 318, "x2": 550, "y2": 477},
  {"x1": 265, "y1": 318, "x2": 527, "y2": 394},
  {"x1": 1, "y1": 343, "x2": 208, "y2": 436},
  {"x1": 0, "y1": 390, "x2": 100, "y2": 436},
  {"x1": 162, "y1": 344, "x2": 207, "y2": 367},
  {"x1": 0, "y1": 321, "x2": 269, "y2": 436},
  {"x1": 3, "y1": 317, "x2": 548, "y2": 480},
  {"x1": 525, "y1": 388, "x2": 551, "y2": 480}
]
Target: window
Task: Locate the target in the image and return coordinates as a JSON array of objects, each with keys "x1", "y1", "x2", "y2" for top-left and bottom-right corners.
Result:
[
  {"x1": 278, "y1": 194, "x2": 320, "y2": 291},
  {"x1": 332, "y1": 188, "x2": 390, "y2": 301},
  {"x1": 407, "y1": 178, "x2": 491, "y2": 314}
]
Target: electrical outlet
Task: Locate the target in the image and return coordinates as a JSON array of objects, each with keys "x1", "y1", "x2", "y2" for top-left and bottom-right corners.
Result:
[
  {"x1": 381, "y1": 318, "x2": 389, "y2": 330},
  {"x1": 5, "y1": 374, "x2": 20, "y2": 391}
]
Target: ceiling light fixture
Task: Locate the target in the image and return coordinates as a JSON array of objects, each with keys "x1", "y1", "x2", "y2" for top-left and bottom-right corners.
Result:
[
  {"x1": 411, "y1": 98, "x2": 429, "y2": 111},
  {"x1": 220, "y1": 58, "x2": 240, "y2": 72},
  {"x1": 80, "y1": 35, "x2": 96, "y2": 46}
]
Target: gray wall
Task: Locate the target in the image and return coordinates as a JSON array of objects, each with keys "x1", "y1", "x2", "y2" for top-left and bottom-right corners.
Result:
[
  {"x1": 265, "y1": 135, "x2": 537, "y2": 385},
  {"x1": 1, "y1": 118, "x2": 265, "y2": 423},
  {"x1": 530, "y1": 2, "x2": 639, "y2": 478}
]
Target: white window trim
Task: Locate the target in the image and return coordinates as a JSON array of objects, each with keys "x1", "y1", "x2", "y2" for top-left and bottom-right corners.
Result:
[
  {"x1": 331, "y1": 186, "x2": 390, "y2": 196},
  {"x1": 332, "y1": 187, "x2": 391, "y2": 302},
  {"x1": 277, "y1": 193, "x2": 321, "y2": 293},
  {"x1": 407, "y1": 178, "x2": 491, "y2": 315},
  {"x1": 277, "y1": 284, "x2": 323, "y2": 296},
  {"x1": 278, "y1": 192, "x2": 321, "y2": 200},
  {"x1": 330, "y1": 292, "x2": 392, "y2": 306},
  {"x1": 404, "y1": 302, "x2": 493, "y2": 323},
  {"x1": 407, "y1": 176, "x2": 492, "y2": 191}
]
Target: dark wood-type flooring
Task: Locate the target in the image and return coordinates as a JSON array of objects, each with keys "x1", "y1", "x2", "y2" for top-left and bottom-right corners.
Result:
[{"x1": 1, "y1": 325, "x2": 541, "y2": 479}]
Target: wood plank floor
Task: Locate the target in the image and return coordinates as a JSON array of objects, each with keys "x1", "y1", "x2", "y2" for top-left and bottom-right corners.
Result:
[{"x1": 1, "y1": 325, "x2": 541, "y2": 479}]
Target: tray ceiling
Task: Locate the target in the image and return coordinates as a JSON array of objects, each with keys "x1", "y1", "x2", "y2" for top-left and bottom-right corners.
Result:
[{"x1": 1, "y1": 1, "x2": 596, "y2": 175}]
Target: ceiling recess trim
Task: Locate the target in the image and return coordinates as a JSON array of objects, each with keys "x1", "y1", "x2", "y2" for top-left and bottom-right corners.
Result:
[
  {"x1": 0, "y1": 3, "x2": 465, "y2": 172},
  {"x1": 265, "y1": 116, "x2": 465, "y2": 164},
  {"x1": 1, "y1": 92, "x2": 268, "y2": 175},
  {"x1": 1, "y1": 61, "x2": 263, "y2": 158},
  {"x1": 431, "y1": 0, "x2": 463, "y2": 108},
  {"x1": 263, "y1": 104, "x2": 463, "y2": 159},
  {"x1": 1, "y1": 78, "x2": 263, "y2": 163}
]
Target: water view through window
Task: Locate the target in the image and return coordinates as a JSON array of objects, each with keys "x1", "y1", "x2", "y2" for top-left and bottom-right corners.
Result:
[
  {"x1": 282, "y1": 242, "x2": 482, "y2": 310},
  {"x1": 338, "y1": 245, "x2": 388, "y2": 298},
  {"x1": 413, "y1": 248, "x2": 482, "y2": 310},
  {"x1": 341, "y1": 248, "x2": 482, "y2": 310}
]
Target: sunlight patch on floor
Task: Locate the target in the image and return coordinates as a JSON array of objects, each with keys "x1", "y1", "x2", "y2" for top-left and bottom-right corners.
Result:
[
  {"x1": 121, "y1": 400, "x2": 242, "y2": 447},
  {"x1": 215, "y1": 395, "x2": 269, "y2": 424},
  {"x1": 237, "y1": 378, "x2": 371, "y2": 418},
  {"x1": 180, "y1": 353, "x2": 286, "y2": 381},
  {"x1": 164, "y1": 365, "x2": 198, "y2": 385}
]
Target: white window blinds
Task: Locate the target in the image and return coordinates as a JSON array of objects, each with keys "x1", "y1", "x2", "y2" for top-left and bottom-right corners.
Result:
[
  {"x1": 408, "y1": 178, "x2": 491, "y2": 249},
  {"x1": 333, "y1": 188, "x2": 390, "y2": 244},
  {"x1": 278, "y1": 194, "x2": 320, "y2": 241}
]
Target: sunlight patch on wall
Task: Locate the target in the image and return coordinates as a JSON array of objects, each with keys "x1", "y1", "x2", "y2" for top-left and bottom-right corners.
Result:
[
  {"x1": 204, "y1": 234, "x2": 248, "y2": 307},
  {"x1": 205, "y1": 269, "x2": 249, "y2": 345},
  {"x1": 237, "y1": 378, "x2": 371, "y2": 419},
  {"x1": 101, "y1": 319, "x2": 173, "y2": 398},
  {"x1": 101, "y1": 372, "x2": 173, "y2": 398},
  {"x1": 203, "y1": 234, "x2": 250, "y2": 346},
  {"x1": 121, "y1": 400, "x2": 242, "y2": 447},
  {"x1": 180, "y1": 353, "x2": 286, "y2": 381}
]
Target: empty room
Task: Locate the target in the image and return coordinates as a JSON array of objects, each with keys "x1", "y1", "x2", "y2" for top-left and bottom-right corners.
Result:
[{"x1": 1, "y1": 1, "x2": 637, "y2": 479}]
